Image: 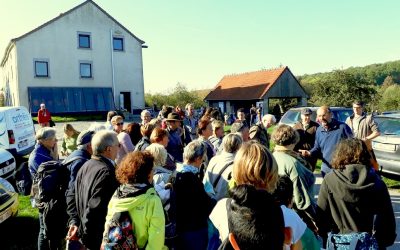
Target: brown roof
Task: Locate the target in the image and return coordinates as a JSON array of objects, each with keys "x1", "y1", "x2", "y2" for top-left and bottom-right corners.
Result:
[{"x1": 205, "y1": 67, "x2": 287, "y2": 101}]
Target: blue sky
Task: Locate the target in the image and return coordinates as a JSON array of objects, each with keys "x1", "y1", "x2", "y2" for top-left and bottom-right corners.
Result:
[{"x1": 1, "y1": 0, "x2": 399, "y2": 93}]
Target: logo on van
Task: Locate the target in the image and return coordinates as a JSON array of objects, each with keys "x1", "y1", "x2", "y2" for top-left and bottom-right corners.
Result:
[{"x1": 12, "y1": 113, "x2": 30, "y2": 123}]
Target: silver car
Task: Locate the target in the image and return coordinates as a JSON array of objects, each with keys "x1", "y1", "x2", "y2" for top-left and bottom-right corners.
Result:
[{"x1": 372, "y1": 114, "x2": 400, "y2": 178}]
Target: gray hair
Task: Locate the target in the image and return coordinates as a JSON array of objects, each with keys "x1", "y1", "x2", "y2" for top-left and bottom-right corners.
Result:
[
  {"x1": 222, "y1": 133, "x2": 243, "y2": 153},
  {"x1": 141, "y1": 110, "x2": 151, "y2": 117},
  {"x1": 183, "y1": 140, "x2": 206, "y2": 163},
  {"x1": 77, "y1": 143, "x2": 90, "y2": 151},
  {"x1": 91, "y1": 130, "x2": 118, "y2": 156},
  {"x1": 262, "y1": 114, "x2": 276, "y2": 124},
  {"x1": 231, "y1": 121, "x2": 249, "y2": 133},
  {"x1": 88, "y1": 122, "x2": 106, "y2": 132},
  {"x1": 146, "y1": 143, "x2": 167, "y2": 167},
  {"x1": 36, "y1": 127, "x2": 57, "y2": 141}
]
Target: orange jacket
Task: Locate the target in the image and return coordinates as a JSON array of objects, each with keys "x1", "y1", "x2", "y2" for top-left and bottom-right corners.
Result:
[{"x1": 37, "y1": 109, "x2": 51, "y2": 123}]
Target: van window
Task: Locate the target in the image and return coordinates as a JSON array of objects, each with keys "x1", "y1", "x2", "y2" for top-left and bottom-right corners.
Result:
[{"x1": 280, "y1": 111, "x2": 300, "y2": 124}]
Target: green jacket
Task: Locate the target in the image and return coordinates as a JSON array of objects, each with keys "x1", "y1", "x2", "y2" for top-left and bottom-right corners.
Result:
[
  {"x1": 104, "y1": 186, "x2": 167, "y2": 250},
  {"x1": 61, "y1": 132, "x2": 79, "y2": 155}
]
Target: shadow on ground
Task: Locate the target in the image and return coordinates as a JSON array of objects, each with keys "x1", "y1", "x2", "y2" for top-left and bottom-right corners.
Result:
[{"x1": 0, "y1": 216, "x2": 39, "y2": 250}]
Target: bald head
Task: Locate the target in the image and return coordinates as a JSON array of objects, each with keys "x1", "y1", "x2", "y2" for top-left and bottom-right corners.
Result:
[{"x1": 317, "y1": 106, "x2": 332, "y2": 127}]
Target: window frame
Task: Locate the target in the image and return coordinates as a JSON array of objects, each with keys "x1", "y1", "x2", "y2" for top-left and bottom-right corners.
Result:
[
  {"x1": 113, "y1": 37, "x2": 124, "y2": 51},
  {"x1": 34, "y1": 60, "x2": 49, "y2": 78},
  {"x1": 79, "y1": 61, "x2": 93, "y2": 79},
  {"x1": 77, "y1": 32, "x2": 91, "y2": 49}
]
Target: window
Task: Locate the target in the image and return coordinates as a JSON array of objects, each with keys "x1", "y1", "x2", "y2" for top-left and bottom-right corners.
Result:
[
  {"x1": 35, "y1": 61, "x2": 48, "y2": 77},
  {"x1": 80, "y1": 63, "x2": 92, "y2": 78},
  {"x1": 78, "y1": 33, "x2": 91, "y2": 48},
  {"x1": 113, "y1": 37, "x2": 124, "y2": 51}
]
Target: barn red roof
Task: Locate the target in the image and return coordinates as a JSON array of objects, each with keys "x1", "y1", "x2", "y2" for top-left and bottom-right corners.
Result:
[{"x1": 205, "y1": 67, "x2": 287, "y2": 101}]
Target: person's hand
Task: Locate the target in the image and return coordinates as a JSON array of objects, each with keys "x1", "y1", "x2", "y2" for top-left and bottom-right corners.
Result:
[
  {"x1": 66, "y1": 225, "x2": 79, "y2": 241},
  {"x1": 298, "y1": 149, "x2": 310, "y2": 157},
  {"x1": 50, "y1": 143, "x2": 59, "y2": 160}
]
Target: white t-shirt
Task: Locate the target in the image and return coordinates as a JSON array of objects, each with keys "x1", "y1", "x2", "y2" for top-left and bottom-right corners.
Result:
[{"x1": 209, "y1": 199, "x2": 306, "y2": 246}]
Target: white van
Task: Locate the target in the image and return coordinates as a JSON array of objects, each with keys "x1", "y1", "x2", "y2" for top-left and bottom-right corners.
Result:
[{"x1": 0, "y1": 106, "x2": 36, "y2": 158}]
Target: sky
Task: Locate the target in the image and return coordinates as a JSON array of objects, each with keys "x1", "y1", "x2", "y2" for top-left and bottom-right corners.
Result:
[{"x1": 1, "y1": 0, "x2": 400, "y2": 93}]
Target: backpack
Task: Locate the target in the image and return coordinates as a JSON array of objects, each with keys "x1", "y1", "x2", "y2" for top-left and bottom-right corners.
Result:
[
  {"x1": 102, "y1": 211, "x2": 139, "y2": 250},
  {"x1": 163, "y1": 171, "x2": 178, "y2": 241},
  {"x1": 14, "y1": 161, "x2": 32, "y2": 195},
  {"x1": 326, "y1": 232, "x2": 379, "y2": 250}
]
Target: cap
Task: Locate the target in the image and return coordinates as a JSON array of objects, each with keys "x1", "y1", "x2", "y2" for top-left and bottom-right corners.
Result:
[
  {"x1": 166, "y1": 112, "x2": 182, "y2": 121},
  {"x1": 77, "y1": 130, "x2": 95, "y2": 145},
  {"x1": 301, "y1": 108, "x2": 313, "y2": 115}
]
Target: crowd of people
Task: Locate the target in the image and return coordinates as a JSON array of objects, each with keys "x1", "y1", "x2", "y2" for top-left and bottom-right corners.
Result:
[{"x1": 27, "y1": 101, "x2": 396, "y2": 250}]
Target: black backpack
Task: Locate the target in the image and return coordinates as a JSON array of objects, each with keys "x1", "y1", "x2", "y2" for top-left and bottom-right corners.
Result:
[
  {"x1": 102, "y1": 211, "x2": 139, "y2": 250},
  {"x1": 14, "y1": 161, "x2": 32, "y2": 195}
]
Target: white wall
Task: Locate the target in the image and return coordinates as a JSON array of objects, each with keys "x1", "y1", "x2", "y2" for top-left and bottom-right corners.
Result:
[
  {"x1": 1, "y1": 45, "x2": 18, "y2": 106},
  {"x1": 13, "y1": 2, "x2": 145, "y2": 110}
]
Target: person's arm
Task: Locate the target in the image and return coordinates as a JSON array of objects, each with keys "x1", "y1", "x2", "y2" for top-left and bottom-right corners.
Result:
[
  {"x1": 146, "y1": 197, "x2": 167, "y2": 250},
  {"x1": 366, "y1": 116, "x2": 381, "y2": 140},
  {"x1": 37, "y1": 110, "x2": 42, "y2": 124},
  {"x1": 120, "y1": 132, "x2": 134, "y2": 153}
]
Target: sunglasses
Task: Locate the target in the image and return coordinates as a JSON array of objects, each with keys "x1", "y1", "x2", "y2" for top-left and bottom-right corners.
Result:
[{"x1": 116, "y1": 122, "x2": 124, "y2": 126}]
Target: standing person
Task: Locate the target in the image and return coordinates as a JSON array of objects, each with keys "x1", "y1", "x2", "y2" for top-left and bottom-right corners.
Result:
[
  {"x1": 249, "y1": 104, "x2": 257, "y2": 125},
  {"x1": 150, "y1": 127, "x2": 176, "y2": 171},
  {"x1": 235, "y1": 108, "x2": 247, "y2": 126},
  {"x1": 141, "y1": 109, "x2": 152, "y2": 126},
  {"x1": 249, "y1": 114, "x2": 276, "y2": 149},
  {"x1": 293, "y1": 108, "x2": 319, "y2": 171},
  {"x1": 317, "y1": 138, "x2": 396, "y2": 249},
  {"x1": 61, "y1": 124, "x2": 80, "y2": 157},
  {"x1": 208, "y1": 120, "x2": 225, "y2": 153},
  {"x1": 166, "y1": 112, "x2": 188, "y2": 163},
  {"x1": 300, "y1": 106, "x2": 352, "y2": 176},
  {"x1": 37, "y1": 103, "x2": 51, "y2": 127},
  {"x1": 111, "y1": 116, "x2": 134, "y2": 164},
  {"x1": 124, "y1": 122, "x2": 142, "y2": 146},
  {"x1": 197, "y1": 117, "x2": 215, "y2": 166},
  {"x1": 183, "y1": 103, "x2": 199, "y2": 140},
  {"x1": 230, "y1": 121, "x2": 250, "y2": 142},
  {"x1": 102, "y1": 151, "x2": 167, "y2": 250},
  {"x1": 256, "y1": 103, "x2": 263, "y2": 123},
  {"x1": 66, "y1": 130, "x2": 120, "y2": 250},
  {"x1": 174, "y1": 141, "x2": 216, "y2": 250},
  {"x1": 104, "y1": 111, "x2": 117, "y2": 130},
  {"x1": 134, "y1": 123, "x2": 155, "y2": 152}
]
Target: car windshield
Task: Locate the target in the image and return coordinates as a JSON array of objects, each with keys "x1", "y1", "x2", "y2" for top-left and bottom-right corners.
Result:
[
  {"x1": 334, "y1": 110, "x2": 352, "y2": 123},
  {"x1": 375, "y1": 117, "x2": 400, "y2": 135},
  {"x1": 279, "y1": 110, "x2": 300, "y2": 124}
]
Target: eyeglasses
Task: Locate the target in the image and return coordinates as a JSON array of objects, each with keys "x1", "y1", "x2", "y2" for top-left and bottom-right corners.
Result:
[{"x1": 116, "y1": 122, "x2": 124, "y2": 126}]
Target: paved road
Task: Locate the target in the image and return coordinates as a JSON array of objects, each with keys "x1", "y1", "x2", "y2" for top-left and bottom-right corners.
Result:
[{"x1": 34, "y1": 121, "x2": 400, "y2": 249}]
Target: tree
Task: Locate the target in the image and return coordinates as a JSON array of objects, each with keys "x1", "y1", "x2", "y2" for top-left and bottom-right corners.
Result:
[
  {"x1": 378, "y1": 84, "x2": 400, "y2": 111},
  {"x1": 310, "y1": 70, "x2": 376, "y2": 107},
  {"x1": 382, "y1": 75, "x2": 396, "y2": 89}
]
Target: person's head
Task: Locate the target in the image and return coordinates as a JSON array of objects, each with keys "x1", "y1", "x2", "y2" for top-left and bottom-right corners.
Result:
[
  {"x1": 150, "y1": 127, "x2": 169, "y2": 147},
  {"x1": 210, "y1": 109, "x2": 222, "y2": 121},
  {"x1": 300, "y1": 108, "x2": 313, "y2": 125},
  {"x1": 125, "y1": 122, "x2": 142, "y2": 145},
  {"x1": 111, "y1": 115, "x2": 124, "y2": 133},
  {"x1": 212, "y1": 120, "x2": 224, "y2": 138},
  {"x1": 227, "y1": 184, "x2": 284, "y2": 250},
  {"x1": 149, "y1": 118, "x2": 162, "y2": 129},
  {"x1": 222, "y1": 133, "x2": 243, "y2": 154},
  {"x1": 141, "y1": 110, "x2": 152, "y2": 125},
  {"x1": 331, "y1": 138, "x2": 371, "y2": 170},
  {"x1": 140, "y1": 123, "x2": 155, "y2": 138},
  {"x1": 63, "y1": 123, "x2": 79, "y2": 137},
  {"x1": 91, "y1": 130, "x2": 119, "y2": 160},
  {"x1": 106, "y1": 111, "x2": 118, "y2": 122},
  {"x1": 146, "y1": 143, "x2": 167, "y2": 167},
  {"x1": 197, "y1": 118, "x2": 213, "y2": 139},
  {"x1": 233, "y1": 141, "x2": 278, "y2": 192},
  {"x1": 40, "y1": 103, "x2": 46, "y2": 110},
  {"x1": 185, "y1": 103, "x2": 194, "y2": 116},
  {"x1": 273, "y1": 176, "x2": 294, "y2": 208},
  {"x1": 317, "y1": 105, "x2": 332, "y2": 127},
  {"x1": 237, "y1": 108, "x2": 245, "y2": 121},
  {"x1": 262, "y1": 114, "x2": 276, "y2": 129},
  {"x1": 166, "y1": 112, "x2": 182, "y2": 130},
  {"x1": 76, "y1": 130, "x2": 95, "y2": 154},
  {"x1": 88, "y1": 122, "x2": 106, "y2": 132},
  {"x1": 36, "y1": 127, "x2": 57, "y2": 150},
  {"x1": 231, "y1": 121, "x2": 249, "y2": 142},
  {"x1": 183, "y1": 140, "x2": 207, "y2": 167},
  {"x1": 271, "y1": 124, "x2": 299, "y2": 147},
  {"x1": 116, "y1": 151, "x2": 154, "y2": 184},
  {"x1": 352, "y1": 100, "x2": 364, "y2": 117}
]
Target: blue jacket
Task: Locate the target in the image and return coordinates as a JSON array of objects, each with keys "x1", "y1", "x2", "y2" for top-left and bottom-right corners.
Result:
[
  {"x1": 28, "y1": 143, "x2": 53, "y2": 176},
  {"x1": 310, "y1": 119, "x2": 352, "y2": 173}
]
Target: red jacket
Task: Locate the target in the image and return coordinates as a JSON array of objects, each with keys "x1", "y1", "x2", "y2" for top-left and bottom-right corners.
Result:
[{"x1": 37, "y1": 108, "x2": 51, "y2": 123}]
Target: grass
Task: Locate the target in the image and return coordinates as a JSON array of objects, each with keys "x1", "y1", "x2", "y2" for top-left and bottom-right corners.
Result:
[{"x1": 32, "y1": 114, "x2": 104, "y2": 123}]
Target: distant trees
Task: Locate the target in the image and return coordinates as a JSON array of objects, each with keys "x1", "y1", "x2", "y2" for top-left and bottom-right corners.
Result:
[{"x1": 378, "y1": 84, "x2": 400, "y2": 111}]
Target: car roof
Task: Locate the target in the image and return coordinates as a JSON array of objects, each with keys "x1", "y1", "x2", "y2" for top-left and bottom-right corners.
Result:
[
  {"x1": 287, "y1": 106, "x2": 352, "y2": 111},
  {"x1": 375, "y1": 113, "x2": 400, "y2": 119}
]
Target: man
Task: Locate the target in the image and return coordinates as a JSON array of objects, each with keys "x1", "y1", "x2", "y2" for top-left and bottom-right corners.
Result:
[
  {"x1": 300, "y1": 106, "x2": 352, "y2": 176},
  {"x1": 235, "y1": 108, "x2": 247, "y2": 125},
  {"x1": 231, "y1": 121, "x2": 250, "y2": 142},
  {"x1": 37, "y1": 103, "x2": 51, "y2": 127},
  {"x1": 66, "y1": 130, "x2": 119, "y2": 250},
  {"x1": 345, "y1": 100, "x2": 380, "y2": 148},
  {"x1": 249, "y1": 114, "x2": 276, "y2": 149},
  {"x1": 249, "y1": 104, "x2": 257, "y2": 125},
  {"x1": 65, "y1": 130, "x2": 94, "y2": 239},
  {"x1": 166, "y1": 112, "x2": 191, "y2": 163},
  {"x1": 183, "y1": 103, "x2": 199, "y2": 140},
  {"x1": 140, "y1": 109, "x2": 152, "y2": 126},
  {"x1": 293, "y1": 108, "x2": 319, "y2": 171}
]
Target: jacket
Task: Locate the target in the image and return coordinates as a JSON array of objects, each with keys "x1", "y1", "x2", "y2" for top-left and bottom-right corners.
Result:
[
  {"x1": 104, "y1": 184, "x2": 167, "y2": 250},
  {"x1": 310, "y1": 119, "x2": 352, "y2": 173},
  {"x1": 74, "y1": 155, "x2": 119, "y2": 250},
  {"x1": 293, "y1": 120, "x2": 319, "y2": 171},
  {"x1": 37, "y1": 108, "x2": 51, "y2": 124},
  {"x1": 28, "y1": 143, "x2": 54, "y2": 176},
  {"x1": 134, "y1": 136, "x2": 151, "y2": 152},
  {"x1": 61, "y1": 133, "x2": 79, "y2": 155},
  {"x1": 116, "y1": 132, "x2": 134, "y2": 164},
  {"x1": 345, "y1": 113, "x2": 380, "y2": 148},
  {"x1": 249, "y1": 123, "x2": 270, "y2": 149},
  {"x1": 317, "y1": 164, "x2": 396, "y2": 248}
]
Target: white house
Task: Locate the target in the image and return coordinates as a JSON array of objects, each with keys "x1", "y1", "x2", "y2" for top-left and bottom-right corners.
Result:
[{"x1": 0, "y1": 0, "x2": 147, "y2": 114}]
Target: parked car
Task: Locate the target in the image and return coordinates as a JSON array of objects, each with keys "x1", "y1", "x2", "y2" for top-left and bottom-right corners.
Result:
[
  {"x1": 279, "y1": 106, "x2": 353, "y2": 127},
  {"x1": 372, "y1": 114, "x2": 400, "y2": 178},
  {"x1": 0, "y1": 177, "x2": 19, "y2": 224},
  {"x1": 0, "y1": 149, "x2": 16, "y2": 181}
]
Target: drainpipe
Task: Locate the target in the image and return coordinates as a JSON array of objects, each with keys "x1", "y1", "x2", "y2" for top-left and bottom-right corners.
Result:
[{"x1": 110, "y1": 29, "x2": 116, "y2": 109}]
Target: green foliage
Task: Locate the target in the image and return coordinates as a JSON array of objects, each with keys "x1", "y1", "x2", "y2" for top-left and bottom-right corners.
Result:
[
  {"x1": 378, "y1": 84, "x2": 400, "y2": 111},
  {"x1": 309, "y1": 70, "x2": 376, "y2": 108},
  {"x1": 145, "y1": 83, "x2": 206, "y2": 108}
]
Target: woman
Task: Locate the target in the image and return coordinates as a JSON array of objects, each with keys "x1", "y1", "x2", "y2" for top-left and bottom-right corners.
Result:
[
  {"x1": 61, "y1": 123, "x2": 80, "y2": 156},
  {"x1": 317, "y1": 138, "x2": 396, "y2": 249},
  {"x1": 102, "y1": 151, "x2": 167, "y2": 250},
  {"x1": 197, "y1": 117, "x2": 215, "y2": 166},
  {"x1": 150, "y1": 127, "x2": 175, "y2": 171},
  {"x1": 146, "y1": 143, "x2": 171, "y2": 201},
  {"x1": 135, "y1": 123, "x2": 155, "y2": 151},
  {"x1": 125, "y1": 122, "x2": 142, "y2": 146},
  {"x1": 174, "y1": 140, "x2": 216, "y2": 250},
  {"x1": 111, "y1": 115, "x2": 134, "y2": 164},
  {"x1": 28, "y1": 127, "x2": 63, "y2": 250},
  {"x1": 271, "y1": 124, "x2": 317, "y2": 230}
]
